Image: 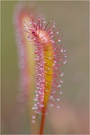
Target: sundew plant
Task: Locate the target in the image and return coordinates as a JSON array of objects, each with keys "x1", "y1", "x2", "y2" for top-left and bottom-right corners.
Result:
[{"x1": 14, "y1": 2, "x2": 67, "y2": 134}]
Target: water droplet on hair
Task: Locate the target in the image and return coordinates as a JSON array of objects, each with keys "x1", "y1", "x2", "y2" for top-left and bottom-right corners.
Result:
[
  {"x1": 57, "y1": 105, "x2": 60, "y2": 109},
  {"x1": 29, "y1": 21, "x2": 32, "y2": 24},
  {"x1": 63, "y1": 60, "x2": 67, "y2": 64},
  {"x1": 53, "y1": 24, "x2": 56, "y2": 28},
  {"x1": 50, "y1": 103, "x2": 53, "y2": 107},
  {"x1": 34, "y1": 98, "x2": 38, "y2": 101},
  {"x1": 64, "y1": 49, "x2": 66, "y2": 52},
  {"x1": 50, "y1": 31, "x2": 53, "y2": 34},
  {"x1": 61, "y1": 72, "x2": 64, "y2": 76},
  {"x1": 34, "y1": 104, "x2": 37, "y2": 107},
  {"x1": 57, "y1": 98, "x2": 60, "y2": 101},
  {"x1": 49, "y1": 95, "x2": 53, "y2": 99},
  {"x1": 64, "y1": 55, "x2": 67, "y2": 58},
  {"x1": 39, "y1": 104, "x2": 44, "y2": 108},
  {"x1": 58, "y1": 39, "x2": 61, "y2": 42},
  {"x1": 60, "y1": 91, "x2": 62, "y2": 94},
  {"x1": 48, "y1": 67, "x2": 50, "y2": 70},
  {"x1": 56, "y1": 31, "x2": 59, "y2": 34},
  {"x1": 61, "y1": 49, "x2": 64, "y2": 52},
  {"x1": 32, "y1": 119, "x2": 35, "y2": 123},
  {"x1": 32, "y1": 107, "x2": 35, "y2": 110},
  {"x1": 44, "y1": 21, "x2": 46, "y2": 23},
  {"x1": 57, "y1": 84, "x2": 61, "y2": 88},
  {"x1": 32, "y1": 115, "x2": 36, "y2": 119},
  {"x1": 60, "y1": 80, "x2": 63, "y2": 83}
]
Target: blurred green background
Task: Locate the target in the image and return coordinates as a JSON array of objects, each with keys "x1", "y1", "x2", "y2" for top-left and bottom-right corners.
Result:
[{"x1": 1, "y1": 1, "x2": 89, "y2": 134}]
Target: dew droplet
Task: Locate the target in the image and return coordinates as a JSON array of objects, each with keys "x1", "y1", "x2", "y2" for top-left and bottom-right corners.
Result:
[
  {"x1": 53, "y1": 25, "x2": 55, "y2": 28},
  {"x1": 32, "y1": 107, "x2": 35, "y2": 110},
  {"x1": 58, "y1": 39, "x2": 61, "y2": 42},
  {"x1": 57, "y1": 84, "x2": 61, "y2": 88},
  {"x1": 32, "y1": 119, "x2": 35, "y2": 123},
  {"x1": 60, "y1": 91, "x2": 62, "y2": 94},
  {"x1": 50, "y1": 103, "x2": 53, "y2": 107},
  {"x1": 40, "y1": 104, "x2": 44, "y2": 107},
  {"x1": 64, "y1": 49, "x2": 66, "y2": 52},
  {"x1": 51, "y1": 40, "x2": 54, "y2": 43},
  {"x1": 61, "y1": 72, "x2": 64, "y2": 76},
  {"x1": 64, "y1": 55, "x2": 67, "y2": 58},
  {"x1": 44, "y1": 21, "x2": 46, "y2": 23},
  {"x1": 51, "y1": 35, "x2": 53, "y2": 38},
  {"x1": 49, "y1": 95, "x2": 53, "y2": 99},
  {"x1": 29, "y1": 21, "x2": 32, "y2": 24},
  {"x1": 60, "y1": 80, "x2": 63, "y2": 83},
  {"x1": 53, "y1": 98, "x2": 55, "y2": 101},
  {"x1": 35, "y1": 110, "x2": 41, "y2": 114},
  {"x1": 57, "y1": 105, "x2": 60, "y2": 109},
  {"x1": 57, "y1": 98, "x2": 60, "y2": 101},
  {"x1": 56, "y1": 31, "x2": 59, "y2": 34},
  {"x1": 34, "y1": 104, "x2": 37, "y2": 107},
  {"x1": 32, "y1": 115, "x2": 36, "y2": 119},
  {"x1": 50, "y1": 31, "x2": 53, "y2": 34},
  {"x1": 63, "y1": 60, "x2": 67, "y2": 64},
  {"x1": 48, "y1": 67, "x2": 50, "y2": 70},
  {"x1": 61, "y1": 49, "x2": 64, "y2": 52},
  {"x1": 34, "y1": 98, "x2": 38, "y2": 101}
]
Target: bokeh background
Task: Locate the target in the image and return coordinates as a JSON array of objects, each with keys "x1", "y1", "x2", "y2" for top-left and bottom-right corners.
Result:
[{"x1": 1, "y1": 1, "x2": 89, "y2": 134}]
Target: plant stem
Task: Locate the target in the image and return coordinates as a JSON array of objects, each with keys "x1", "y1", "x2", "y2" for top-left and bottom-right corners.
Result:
[{"x1": 39, "y1": 108, "x2": 46, "y2": 135}]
